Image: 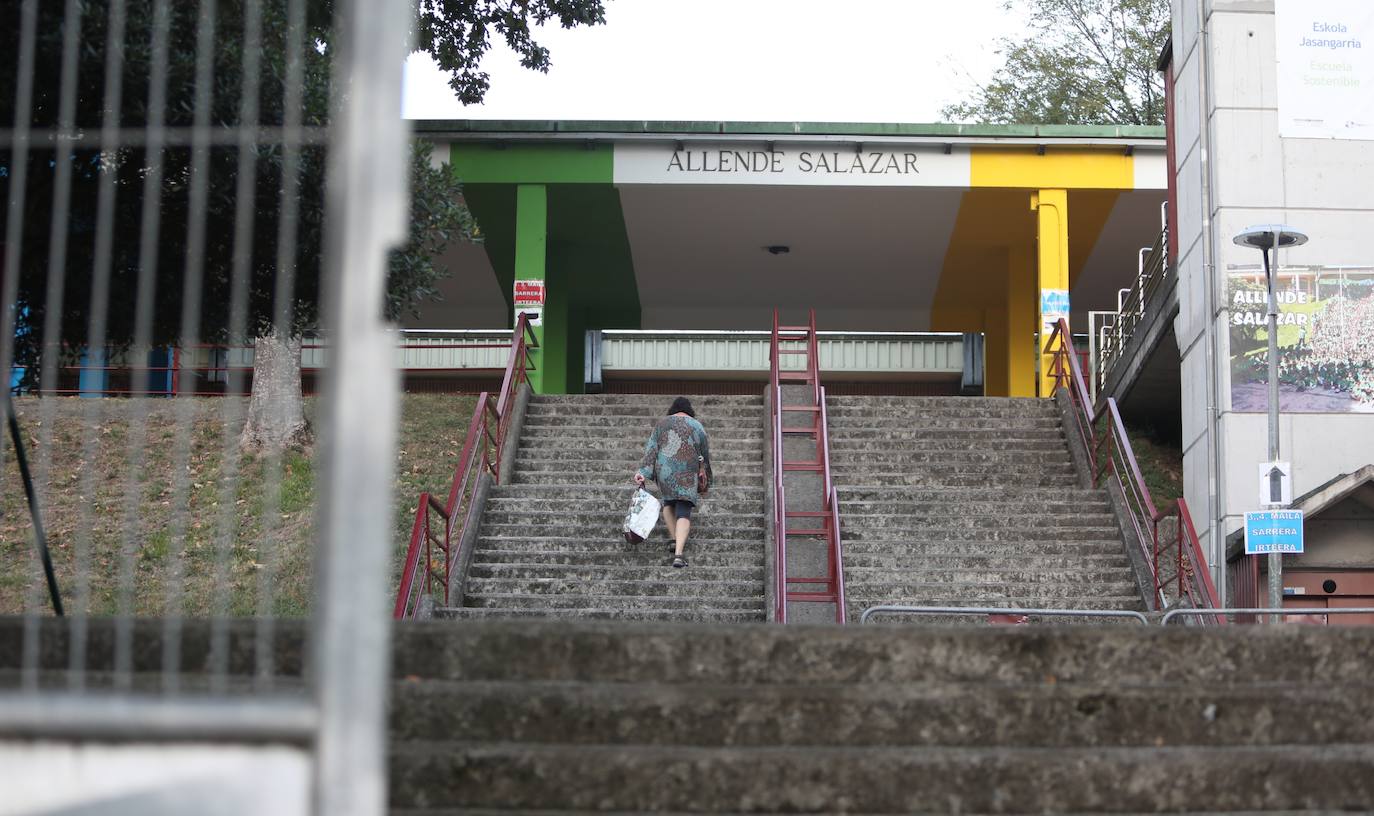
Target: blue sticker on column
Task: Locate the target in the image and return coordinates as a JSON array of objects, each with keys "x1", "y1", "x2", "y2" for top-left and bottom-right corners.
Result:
[{"x1": 1040, "y1": 288, "x2": 1070, "y2": 315}]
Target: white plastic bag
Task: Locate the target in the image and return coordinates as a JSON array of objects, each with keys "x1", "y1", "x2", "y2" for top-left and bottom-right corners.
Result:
[{"x1": 622, "y1": 488, "x2": 661, "y2": 544}]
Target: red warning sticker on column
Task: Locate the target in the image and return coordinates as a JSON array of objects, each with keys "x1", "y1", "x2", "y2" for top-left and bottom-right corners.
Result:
[{"x1": 514, "y1": 279, "x2": 545, "y2": 307}]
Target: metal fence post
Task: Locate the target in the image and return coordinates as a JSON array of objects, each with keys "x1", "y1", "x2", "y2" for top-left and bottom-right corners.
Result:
[{"x1": 311, "y1": 0, "x2": 412, "y2": 813}]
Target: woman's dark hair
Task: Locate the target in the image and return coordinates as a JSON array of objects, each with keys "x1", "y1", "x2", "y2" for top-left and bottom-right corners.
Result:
[{"x1": 667, "y1": 396, "x2": 695, "y2": 418}]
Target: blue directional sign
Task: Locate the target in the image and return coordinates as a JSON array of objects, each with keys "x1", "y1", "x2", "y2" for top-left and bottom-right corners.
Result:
[{"x1": 1244, "y1": 510, "x2": 1304, "y2": 554}]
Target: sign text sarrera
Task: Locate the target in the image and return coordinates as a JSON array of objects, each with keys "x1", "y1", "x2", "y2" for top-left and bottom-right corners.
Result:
[{"x1": 666, "y1": 148, "x2": 920, "y2": 176}]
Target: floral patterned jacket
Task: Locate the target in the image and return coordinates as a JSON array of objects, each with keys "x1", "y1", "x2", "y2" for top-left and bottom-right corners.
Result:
[{"x1": 636, "y1": 414, "x2": 713, "y2": 505}]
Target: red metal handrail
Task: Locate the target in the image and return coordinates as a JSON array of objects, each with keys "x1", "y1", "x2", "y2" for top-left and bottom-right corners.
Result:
[
  {"x1": 393, "y1": 314, "x2": 537, "y2": 620},
  {"x1": 818, "y1": 388, "x2": 847, "y2": 622},
  {"x1": 1226, "y1": 549, "x2": 1262, "y2": 624},
  {"x1": 1046, "y1": 318, "x2": 1224, "y2": 621},
  {"x1": 770, "y1": 312, "x2": 788, "y2": 622},
  {"x1": 769, "y1": 308, "x2": 847, "y2": 623}
]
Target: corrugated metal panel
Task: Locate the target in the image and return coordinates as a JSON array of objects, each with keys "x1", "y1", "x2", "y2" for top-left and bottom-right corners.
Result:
[{"x1": 600, "y1": 332, "x2": 963, "y2": 375}]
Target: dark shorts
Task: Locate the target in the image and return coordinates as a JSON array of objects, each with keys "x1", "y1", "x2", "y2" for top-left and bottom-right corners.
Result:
[{"x1": 663, "y1": 499, "x2": 694, "y2": 521}]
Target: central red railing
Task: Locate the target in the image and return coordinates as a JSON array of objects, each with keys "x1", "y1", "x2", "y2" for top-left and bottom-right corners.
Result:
[
  {"x1": 770, "y1": 309, "x2": 847, "y2": 623},
  {"x1": 1046, "y1": 318, "x2": 1223, "y2": 622},
  {"x1": 393, "y1": 314, "x2": 537, "y2": 619}
]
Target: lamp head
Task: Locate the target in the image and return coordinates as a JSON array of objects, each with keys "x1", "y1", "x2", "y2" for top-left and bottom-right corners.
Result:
[{"x1": 1233, "y1": 224, "x2": 1308, "y2": 250}]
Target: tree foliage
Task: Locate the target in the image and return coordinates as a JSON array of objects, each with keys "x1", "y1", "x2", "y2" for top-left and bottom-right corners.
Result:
[
  {"x1": 942, "y1": 0, "x2": 1170, "y2": 126},
  {"x1": 415, "y1": 0, "x2": 607, "y2": 105},
  {"x1": 0, "y1": 0, "x2": 601, "y2": 386},
  {"x1": 388, "y1": 146, "x2": 480, "y2": 323}
]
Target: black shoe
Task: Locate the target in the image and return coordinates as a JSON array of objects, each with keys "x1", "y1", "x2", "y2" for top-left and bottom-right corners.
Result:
[{"x1": 672, "y1": 556, "x2": 687, "y2": 568}]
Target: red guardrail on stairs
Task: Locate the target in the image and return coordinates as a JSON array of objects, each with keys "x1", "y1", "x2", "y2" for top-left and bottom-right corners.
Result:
[
  {"x1": 1046, "y1": 318, "x2": 1224, "y2": 623},
  {"x1": 393, "y1": 314, "x2": 538, "y2": 619},
  {"x1": 770, "y1": 309, "x2": 847, "y2": 623}
]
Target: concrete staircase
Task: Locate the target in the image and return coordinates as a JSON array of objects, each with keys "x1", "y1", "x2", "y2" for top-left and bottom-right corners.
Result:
[
  {"x1": 826, "y1": 396, "x2": 1144, "y2": 621},
  {"x1": 9, "y1": 617, "x2": 1374, "y2": 812},
  {"x1": 439, "y1": 394, "x2": 768, "y2": 622},
  {"x1": 388, "y1": 619, "x2": 1374, "y2": 813}
]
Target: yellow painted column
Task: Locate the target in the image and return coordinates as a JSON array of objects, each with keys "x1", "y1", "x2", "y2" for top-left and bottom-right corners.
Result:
[
  {"x1": 1006, "y1": 242, "x2": 1037, "y2": 398},
  {"x1": 983, "y1": 308, "x2": 1009, "y2": 397},
  {"x1": 1031, "y1": 190, "x2": 1070, "y2": 398}
]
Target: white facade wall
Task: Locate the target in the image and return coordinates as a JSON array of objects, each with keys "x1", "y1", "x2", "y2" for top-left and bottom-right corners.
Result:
[{"x1": 1172, "y1": 0, "x2": 1374, "y2": 595}]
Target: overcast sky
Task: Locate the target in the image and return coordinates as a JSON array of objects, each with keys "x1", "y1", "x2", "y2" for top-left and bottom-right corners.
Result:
[{"x1": 403, "y1": 0, "x2": 1027, "y2": 123}]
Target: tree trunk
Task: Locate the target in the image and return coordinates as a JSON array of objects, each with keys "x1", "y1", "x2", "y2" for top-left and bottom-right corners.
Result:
[{"x1": 240, "y1": 333, "x2": 312, "y2": 454}]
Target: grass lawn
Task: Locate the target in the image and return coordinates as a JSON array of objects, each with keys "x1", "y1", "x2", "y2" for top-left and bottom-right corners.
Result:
[{"x1": 1, "y1": 393, "x2": 475, "y2": 617}]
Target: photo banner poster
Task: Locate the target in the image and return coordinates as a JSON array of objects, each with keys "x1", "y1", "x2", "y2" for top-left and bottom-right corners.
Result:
[
  {"x1": 1276, "y1": 0, "x2": 1374, "y2": 140},
  {"x1": 1228, "y1": 266, "x2": 1374, "y2": 413}
]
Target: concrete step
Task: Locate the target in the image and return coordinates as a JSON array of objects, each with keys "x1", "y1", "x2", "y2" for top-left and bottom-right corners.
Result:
[
  {"x1": 388, "y1": 620, "x2": 1374, "y2": 685},
  {"x1": 829, "y1": 460, "x2": 1076, "y2": 473},
  {"x1": 839, "y1": 579, "x2": 1140, "y2": 600},
  {"x1": 842, "y1": 552, "x2": 1130, "y2": 570},
  {"x1": 837, "y1": 513, "x2": 1117, "y2": 530},
  {"x1": 389, "y1": 741, "x2": 1374, "y2": 813},
  {"x1": 483, "y1": 496, "x2": 765, "y2": 515},
  {"x1": 481, "y1": 510, "x2": 764, "y2": 529},
  {"x1": 834, "y1": 486, "x2": 1106, "y2": 502},
  {"x1": 525, "y1": 400, "x2": 763, "y2": 414},
  {"x1": 826, "y1": 395, "x2": 1055, "y2": 410},
  {"x1": 488, "y1": 484, "x2": 765, "y2": 500},
  {"x1": 519, "y1": 421, "x2": 765, "y2": 436},
  {"x1": 468, "y1": 563, "x2": 765, "y2": 582},
  {"x1": 513, "y1": 457, "x2": 764, "y2": 473},
  {"x1": 464, "y1": 577, "x2": 766, "y2": 599},
  {"x1": 841, "y1": 526, "x2": 1124, "y2": 543},
  {"x1": 844, "y1": 598, "x2": 1147, "y2": 619},
  {"x1": 842, "y1": 566, "x2": 1138, "y2": 585},
  {"x1": 521, "y1": 414, "x2": 761, "y2": 429},
  {"x1": 828, "y1": 452, "x2": 1074, "y2": 469},
  {"x1": 827, "y1": 438, "x2": 1067, "y2": 453},
  {"x1": 473, "y1": 550, "x2": 765, "y2": 568},
  {"x1": 826, "y1": 471, "x2": 1080, "y2": 488},
  {"x1": 837, "y1": 539, "x2": 1129, "y2": 557},
  {"x1": 824, "y1": 408, "x2": 1061, "y2": 423},
  {"x1": 461, "y1": 594, "x2": 766, "y2": 612},
  {"x1": 514, "y1": 472, "x2": 765, "y2": 488},
  {"x1": 390, "y1": 678, "x2": 1374, "y2": 748},
  {"x1": 471, "y1": 536, "x2": 766, "y2": 553},
  {"x1": 436, "y1": 607, "x2": 765, "y2": 623},
  {"x1": 833, "y1": 499, "x2": 1112, "y2": 515},
  {"x1": 532, "y1": 395, "x2": 763, "y2": 406},
  {"x1": 824, "y1": 420, "x2": 1060, "y2": 431},
  {"x1": 511, "y1": 461, "x2": 762, "y2": 478},
  {"x1": 519, "y1": 428, "x2": 769, "y2": 447},
  {"x1": 827, "y1": 427, "x2": 1066, "y2": 442}
]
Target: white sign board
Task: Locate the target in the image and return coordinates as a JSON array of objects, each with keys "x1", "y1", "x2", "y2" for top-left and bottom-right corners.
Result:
[
  {"x1": 1259, "y1": 461, "x2": 1293, "y2": 506},
  {"x1": 515, "y1": 307, "x2": 542, "y2": 327},
  {"x1": 1277, "y1": 0, "x2": 1374, "y2": 140},
  {"x1": 613, "y1": 143, "x2": 972, "y2": 187}
]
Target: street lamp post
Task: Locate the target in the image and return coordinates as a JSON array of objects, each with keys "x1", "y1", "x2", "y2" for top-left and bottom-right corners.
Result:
[{"x1": 1233, "y1": 225, "x2": 1308, "y2": 621}]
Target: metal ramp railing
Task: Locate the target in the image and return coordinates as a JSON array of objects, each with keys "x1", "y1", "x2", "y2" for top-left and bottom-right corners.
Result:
[{"x1": 769, "y1": 309, "x2": 847, "y2": 623}]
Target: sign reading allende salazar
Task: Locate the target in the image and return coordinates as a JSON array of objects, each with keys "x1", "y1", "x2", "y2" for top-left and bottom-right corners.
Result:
[
  {"x1": 613, "y1": 143, "x2": 971, "y2": 186},
  {"x1": 1277, "y1": 0, "x2": 1374, "y2": 140}
]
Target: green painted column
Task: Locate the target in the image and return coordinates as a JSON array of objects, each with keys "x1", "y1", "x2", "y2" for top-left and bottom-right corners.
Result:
[{"x1": 514, "y1": 184, "x2": 570, "y2": 393}]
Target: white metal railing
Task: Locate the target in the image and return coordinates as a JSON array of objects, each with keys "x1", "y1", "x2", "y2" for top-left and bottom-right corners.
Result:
[
  {"x1": 598, "y1": 329, "x2": 964, "y2": 377},
  {"x1": 1093, "y1": 203, "x2": 1170, "y2": 396}
]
